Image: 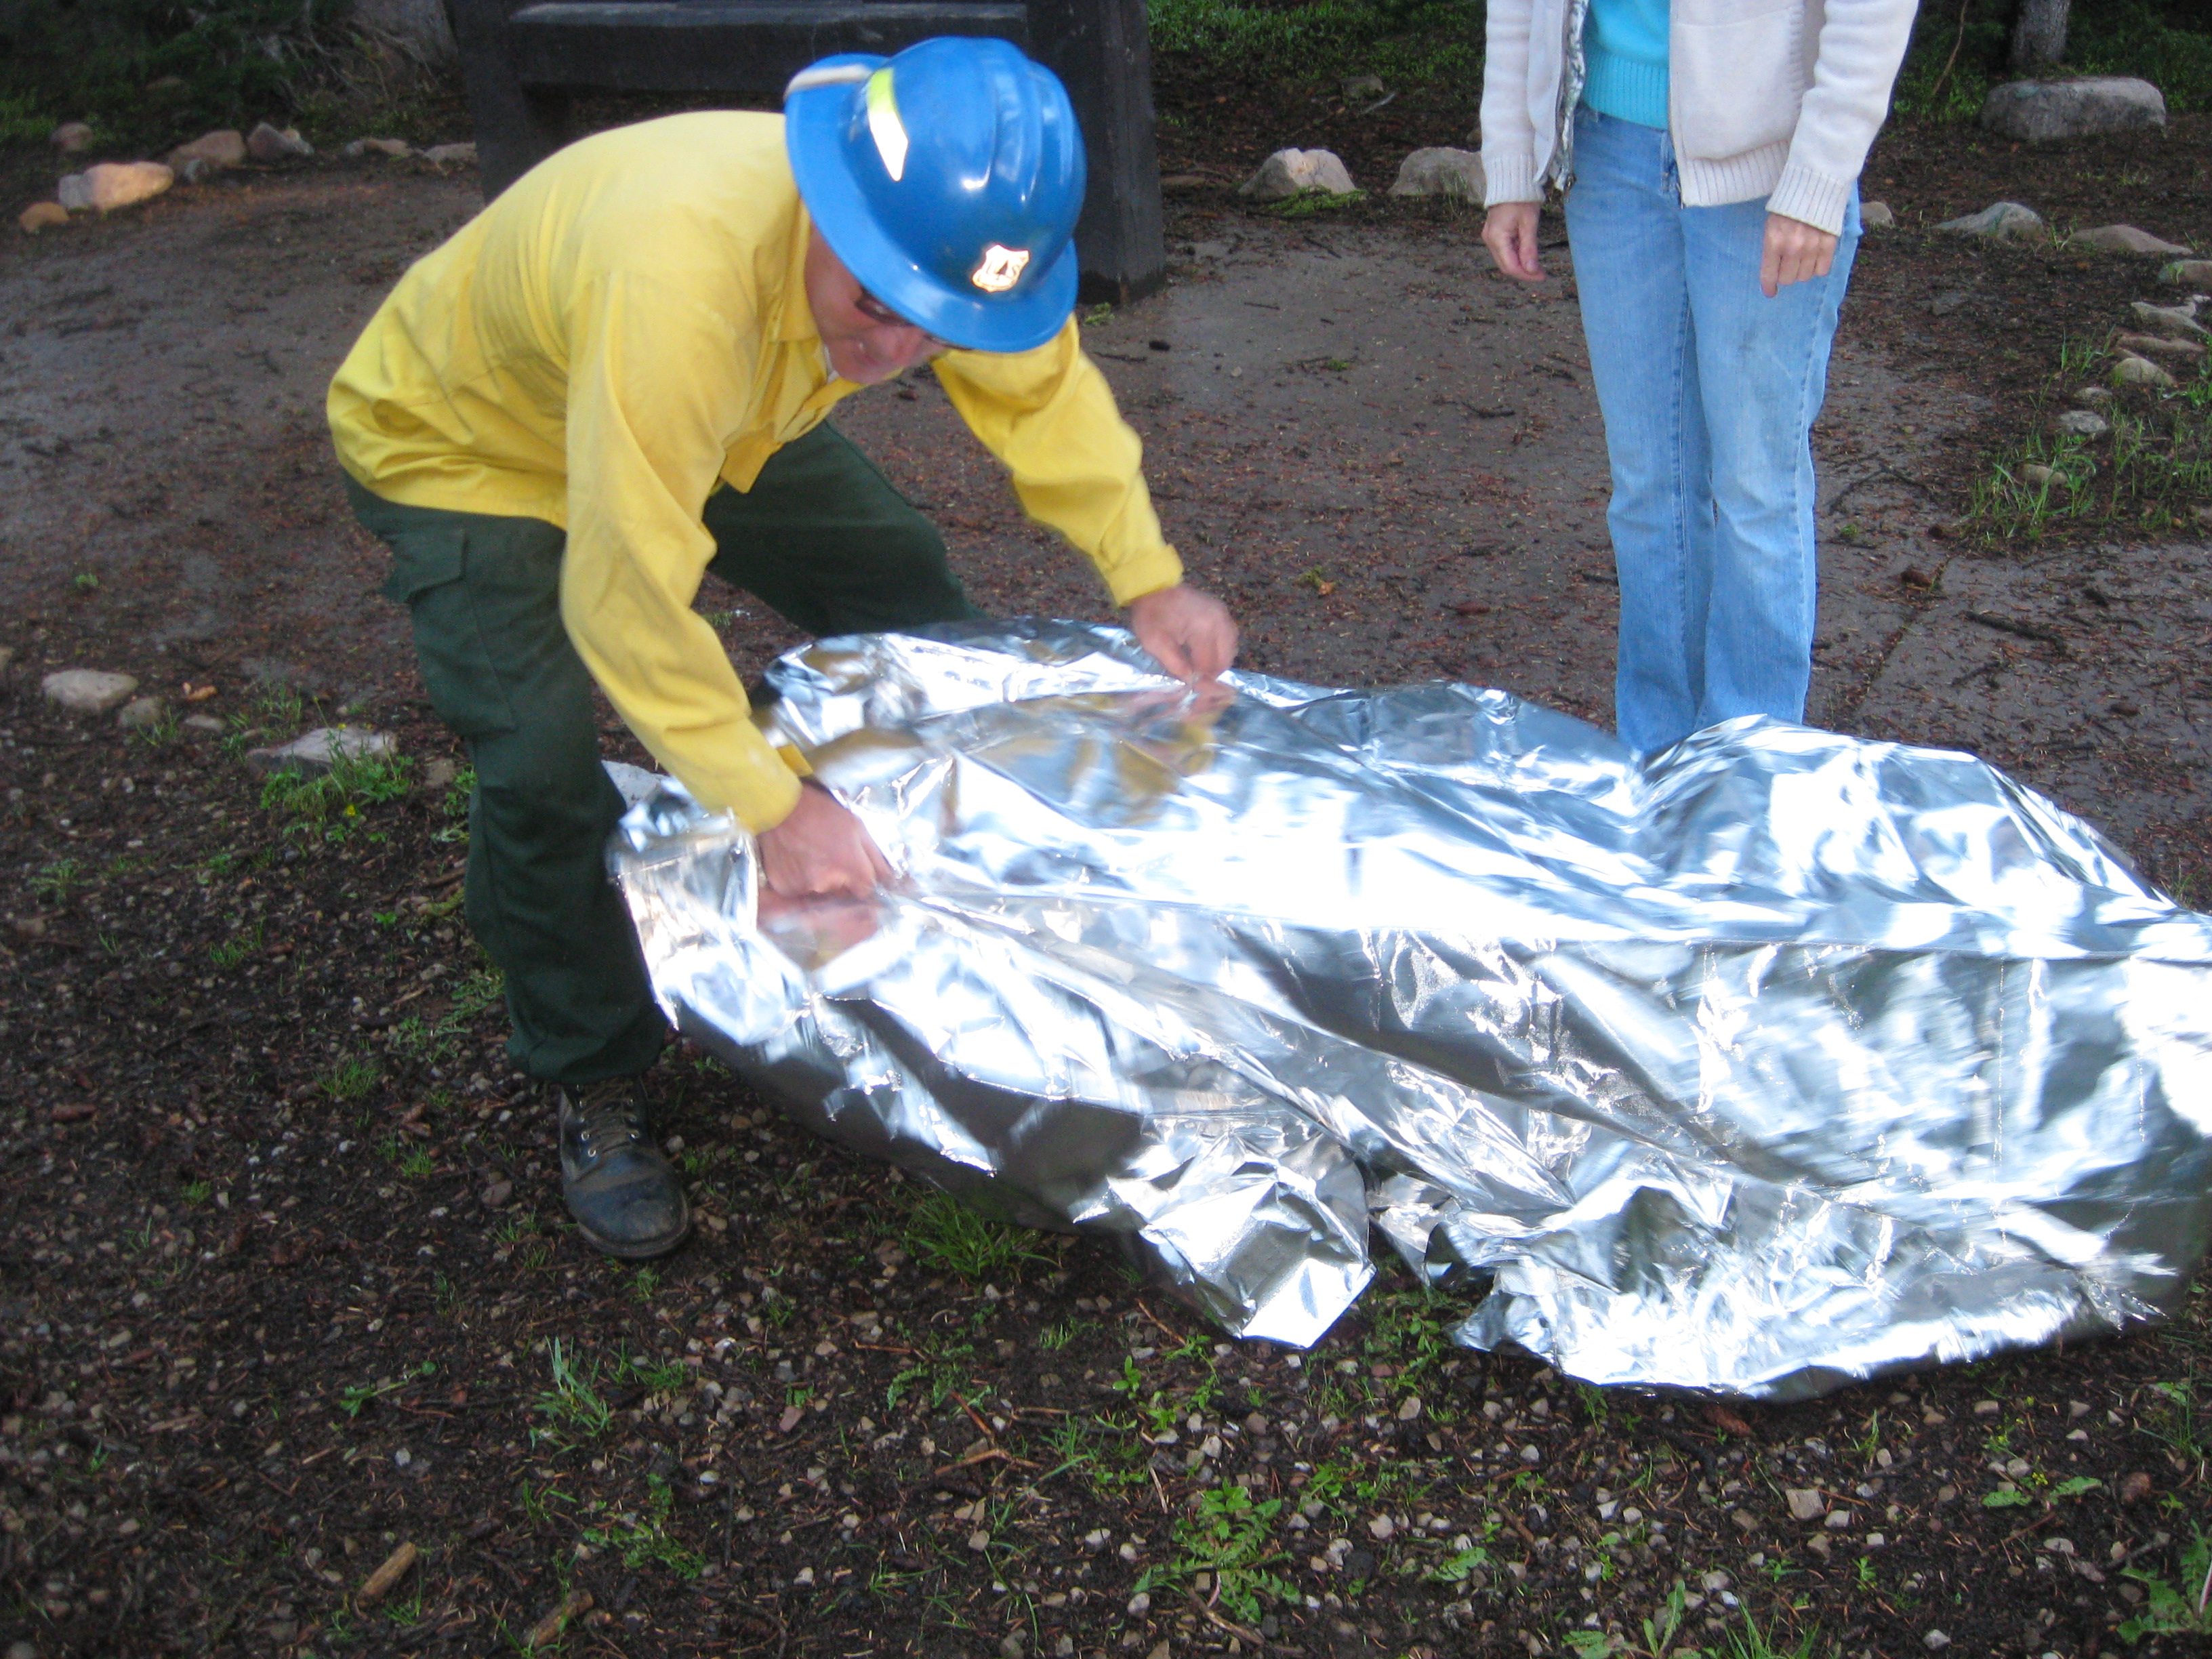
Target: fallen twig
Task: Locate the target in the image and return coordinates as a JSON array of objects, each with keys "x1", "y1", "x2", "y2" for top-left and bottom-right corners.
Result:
[
  {"x1": 355, "y1": 1540, "x2": 417, "y2": 1606},
  {"x1": 523, "y1": 1589, "x2": 592, "y2": 1650},
  {"x1": 1967, "y1": 609, "x2": 2066, "y2": 647}
]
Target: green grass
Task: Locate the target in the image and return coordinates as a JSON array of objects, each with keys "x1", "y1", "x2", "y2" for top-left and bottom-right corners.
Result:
[
  {"x1": 1136, "y1": 1485, "x2": 1295, "y2": 1626},
  {"x1": 314, "y1": 1054, "x2": 381, "y2": 1103},
  {"x1": 1149, "y1": 0, "x2": 1477, "y2": 85},
  {"x1": 259, "y1": 745, "x2": 416, "y2": 841},
  {"x1": 1969, "y1": 336, "x2": 2212, "y2": 544},
  {"x1": 208, "y1": 918, "x2": 265, "y2": 970},
  {"x1": 531, "y1": 1339, "x2": 613, "y2": 1446},
  {"x1": 2120, "y1": 1524, "x2": 2212, "y2": 1642},
  {"x1": 28, "y1": 859, "x2": 84, "y2": 905},
  {"x1": 1891, "y1": 0, "x2": 2212, "y2": 120},
  {"x1": 900, "y1": 1190, "x2": 1054, "y2": 1282},
  {"x1": 581, "y1": 1475, "x2": 703, "y2": 1579}
]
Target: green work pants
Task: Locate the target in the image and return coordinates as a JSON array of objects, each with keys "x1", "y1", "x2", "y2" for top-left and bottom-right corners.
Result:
[{"x1": 344, "y1": 421, "x2": 983, "y2": 1084}]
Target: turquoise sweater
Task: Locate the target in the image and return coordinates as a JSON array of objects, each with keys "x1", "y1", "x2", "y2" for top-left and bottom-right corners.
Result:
[{"x1": 1583, "y1": 0, "x2": 1669, "y2": 130}]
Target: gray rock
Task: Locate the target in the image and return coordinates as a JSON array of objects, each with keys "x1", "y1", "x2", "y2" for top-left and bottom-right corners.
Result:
[
  {"x1": 2130, "y1": 300, "x2": 2207, "y2": 340},
  {"x1": 1240, "y1": 148, "x2": 1356, "y2": 201},
  {"x1": 2112, "y1": 353, "x2": 2177, "y2": 389},
  {"x1": 246, "y1": 122, "x2": 314, "y2": 161},
  {"x1": 1785, "y1": 1488, "x2": 1827, "y2": 1522},
  {"x1": 2070, "y1": 224, "x2": 2191, "y2": 256},
  {"x1": 165, "y1": 129, "x2": 246, "y2": 173},
  {"x1": 56, "y1": 161, "x2": 173, "y2": 213},
  {"x1": 1936, "y1": 201, "x2": 2044, "y2": 242},
  {"x1": 2161, "y1": 259, "x2": 2212, "y2": 287},
  {"x1": 247, "y1": 725, "x2": 396, "y2": 773},
  {"x1": 51, "y1": 121, "x2": 94, "y2": 152},
  {"x1": 2116, "y1": 329, "x2": 2206, "y2": 361},
  {"x1": 1340, "y1": 75, "x2": 1385, "y2": 102},
  {"x1": 116, "y1": 695, "x2": 169, "y2": 730},
  {"x1": 2056, "y1": 409, "x2": 2110, "y2": 437},
  {"x1": 342, "y1": 136, "x2": 413, "y2": 159},
  {"x1": 419, "y1": 142, "x2": 478, "y2": 167},
  {"x1": 1980, "y1": 77, "x2": 2166, "y2": 142},
  {"x1": 182, "y1": 714, "x2": 226, "y2": 734},
  {"x1": 1860, "y1": 200, "x2": 1895, "y2": 229},
  {"x1": 1388, "y1": 146, "x2": 1483, "y2": 203},
  {"x1": 43, "y1": 669, "x2": 140, "y2": 714}
]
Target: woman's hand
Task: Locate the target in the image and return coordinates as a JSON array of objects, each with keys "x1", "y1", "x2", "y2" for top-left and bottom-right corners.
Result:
[
  {"x1": 1481, "y1": 202, "x2": 1547, "y2": 283},
  {"x1": 1761, "y1": 213, "x2": 1840, "y2": 298}
]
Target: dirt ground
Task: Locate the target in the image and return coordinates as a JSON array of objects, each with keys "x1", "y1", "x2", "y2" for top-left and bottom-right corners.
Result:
[{"x1": 1, "y1": 97, "x2": 2209, "y2": 1659}]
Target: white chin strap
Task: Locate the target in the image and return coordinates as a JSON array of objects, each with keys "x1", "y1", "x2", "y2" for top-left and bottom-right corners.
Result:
[{"x1": 783, "y1": 62, "x2": 873, "y2": 102}]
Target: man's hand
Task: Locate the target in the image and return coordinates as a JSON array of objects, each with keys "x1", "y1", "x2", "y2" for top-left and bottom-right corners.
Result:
[
  {"x1": 1760, "y1": 212, "x2": 1840, "y2": 298},
  {"x1": 1126, "y1": 583, "x2": 1237, "y2": 683},
  {"x1": 756, "y1": 779, "x2": 891, "y2": 901},
  {"x1": 1481, "y1": 202, "x2": 1547, "y2": 283}
]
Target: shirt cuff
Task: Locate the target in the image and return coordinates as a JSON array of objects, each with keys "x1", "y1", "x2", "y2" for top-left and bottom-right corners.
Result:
[
  {"x1": 1482, "y1": 150, "x2": 1540, "y2": 206},
  {"x1": 1767, "y1": 162, "x2": 1853, "y2": 238}
]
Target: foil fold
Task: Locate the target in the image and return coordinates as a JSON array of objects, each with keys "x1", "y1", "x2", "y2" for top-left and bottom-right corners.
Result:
[{"x1": 610, "y1": 621, "x2": 2212, "y2": 1397}]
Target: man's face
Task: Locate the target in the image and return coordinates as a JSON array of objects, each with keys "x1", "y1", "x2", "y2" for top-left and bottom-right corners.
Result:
[{"x1": 804, "y1": 229, "x2": 947, "y2": 385}]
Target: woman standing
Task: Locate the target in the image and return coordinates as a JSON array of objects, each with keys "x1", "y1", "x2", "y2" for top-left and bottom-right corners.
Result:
[{"x1": 1479, "y1": 0, "x2": 1918, "y2": 753}]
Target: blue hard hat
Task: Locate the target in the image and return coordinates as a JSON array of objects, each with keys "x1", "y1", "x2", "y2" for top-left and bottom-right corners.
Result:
[{"x1": 784, "y1": 37, "x2": 1085, "y2": 354}]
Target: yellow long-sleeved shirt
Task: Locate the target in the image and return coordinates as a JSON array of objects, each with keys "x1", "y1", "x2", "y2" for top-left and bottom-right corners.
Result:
[{"x1": 328, "y1": 110, "x2": 1183, "y2": 831}]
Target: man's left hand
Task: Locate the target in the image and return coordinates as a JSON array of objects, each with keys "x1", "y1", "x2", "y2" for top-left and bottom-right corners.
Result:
[
  {"x1": 1126, "y1": 584, "x2": 1238, "y2": 683},
  {"x1": 1760, "y1": 213, "x2": 1840, "y2": 298}
]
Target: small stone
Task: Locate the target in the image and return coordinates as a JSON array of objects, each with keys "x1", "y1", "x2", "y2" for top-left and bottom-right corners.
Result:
[
  {"x1": 43, "y1": 669, "x2": 140, "y2": 715},
  {"x1": 1146, "y1": 1644, "x2": 1171, "y2": 1659},
  {"x1": 52, "y1": 121, "x2": 95, "y2": 152},
  {"x1": 183, "y1": 714, "x2": 225, "y2": 733},
  {"x1": 343, "y1": 137, "x2": 413, "y2": 158},
  {"x1": 57, "y1": 161, "x2": 173, "y2": 213},
  {"x1": 246, "y1": 724, "x2": 397, "y2": 773},
  {"x1": 1731, "y1": 1508, "x2": 1759, "y2": 1533},
  {"x1": 966, "y1": 1528, "x2": 990, "y2": 1552},
  {"x1": 2160, "y1": 259, "x2": 2212, "y2": 287},
  {"x1": 1785, "y1": 1488, "x2": 1826, "y2": 1522},
  {"x1": 481, "y1": 1179, "x2": 514, "y2": 1210},
  {"x1": 2115, "y1": 331, "x2": 2206, "y2": 362},
  {"x1": 1825, "y1": 1509, "x2": 1853, "y2": 1530},
  {"x1": 1923, "y1": 1630, "x2": 1950, "y2": 1651},
  {"x1": 165, "y1": 129, "x2": 247, "y2": 173},
  {"x1": 1125, "y1": 1591, "x2": 1151, "y2": 1615},
  {"x1": 1000, "y1": 1635, "x2": 1027, "y2": 1659},
  {"x1": 2076, "y1": 386, "x2": 2116, "y2": 405},
  {"x1": 1519, "y1": 1443, "x2": 1541, "y2": 1465},
  {"x1": 2130, "y1": 300, "x2": 2207, "y2": 340},
  {"x1": 421, "y1": 142, "x2": 478, "y2": 166},
  {"x1": 2118, "y1": 1471, "x2": 2153, "y2": 1502},
  {"x1": 246, "y1": 122, "x2": 314, "y2": 161},
  {"x1": 2112, "y1": 354, "x2": 2177, "y2": 389},
  {"x1": 18, "y1": 202, "x2": 69, "y2": 234},
  {"x1": 1388, "y1": 146, "x2": 1483, "y2": 203},
  {"x1": 1239, "y1": 148, "x2": 1355, "y2": 202},
  {"x1": 1936, "y1": 201, "x2": 2044, "y2": 242},
  {"x1": 2056, "y1": 410, "x2": 2110, "y2": 438},
  {"x1": 116, "y1": 695, "x2": 169, "y2": 730},
  {"x1": 1368, "y1": 1514, "x2": 1395, "y2": 1539},
  {"x1": 2071, "y1": 224, "x2": 2192, "y2": 257},
  {"x1": 1980, "y1": 77, "x2": 2166, "y2": 142},
  {"x1": 1341, "y1": 75, "x2": 1385, "y2": 100},
  {"x1": 1860, "y1": 199, "x2": 1895, "y2": 228},
  {"x1": 1929, "y1": 289, "x2": 1971, "y2": 316},
  {"x1": 1397, "y1": 1394, "x2": 1423, "y2": 1421}
]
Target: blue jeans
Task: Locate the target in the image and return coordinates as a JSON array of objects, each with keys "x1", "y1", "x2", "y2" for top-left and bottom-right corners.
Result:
[{"x1": 1563, "y1": 107, "x2": 1860, "y2": 754}]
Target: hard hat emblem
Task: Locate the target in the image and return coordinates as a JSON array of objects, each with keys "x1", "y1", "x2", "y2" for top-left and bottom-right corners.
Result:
[{"x1": 971, "y1": 245, "x2": 1031, "y2": 293}]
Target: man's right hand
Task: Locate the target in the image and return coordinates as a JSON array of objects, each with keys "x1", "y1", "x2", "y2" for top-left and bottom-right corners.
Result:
[
  {"x1": 756, "y1": 779, "x2": 892, "y2": 901},
  {"x1": 1481, "y1": 202, "x2": 1547, "y2": 283}
]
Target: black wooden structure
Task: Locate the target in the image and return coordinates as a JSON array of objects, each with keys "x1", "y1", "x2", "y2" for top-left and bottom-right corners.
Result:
[{"x1": 445, "y1": 0, "x2": 1166, "y2": 302}]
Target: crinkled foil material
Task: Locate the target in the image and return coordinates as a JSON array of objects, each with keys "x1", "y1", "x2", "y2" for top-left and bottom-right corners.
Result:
[{"x1": 610, "y1": 621, "x2": 2212, "y2": 1398}]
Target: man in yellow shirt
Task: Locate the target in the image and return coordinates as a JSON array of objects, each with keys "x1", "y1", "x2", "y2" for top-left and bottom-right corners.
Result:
[{"x1": 329, "y1": 39, "x2": 1235, "y2": 1259}]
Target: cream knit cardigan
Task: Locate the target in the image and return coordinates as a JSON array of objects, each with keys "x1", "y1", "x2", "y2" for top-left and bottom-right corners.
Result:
[{"x1": 1479, "y1": 0, "x2": 1921, "y2": 235}]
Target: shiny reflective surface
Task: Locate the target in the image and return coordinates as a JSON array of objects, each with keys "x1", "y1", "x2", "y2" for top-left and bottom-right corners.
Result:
[{"x1": 611, "y1": 622, "x2": 2212, "y2": 1397}]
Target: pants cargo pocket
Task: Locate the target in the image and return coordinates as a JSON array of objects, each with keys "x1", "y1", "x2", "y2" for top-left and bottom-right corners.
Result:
[{"x1": 384, "y1": 526, "x2": 521, "y2": 740}]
